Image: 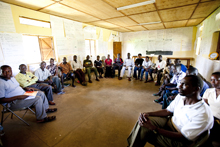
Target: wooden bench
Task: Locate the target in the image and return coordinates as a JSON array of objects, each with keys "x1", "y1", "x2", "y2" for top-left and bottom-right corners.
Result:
[{"x1": 167, "y1": 57, "x2": 194, "y2": 68}]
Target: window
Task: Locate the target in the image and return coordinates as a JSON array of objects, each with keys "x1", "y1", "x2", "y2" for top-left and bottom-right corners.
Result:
[
  {"x1": 85, "y1": 39, "x2": 96, "y2": 58},
  {"x1": 19, "y1": 16, "x2": 50, "y2": 28},
  {"x1": 22, "y1": 35, "x2": 55, "y2": 64}
]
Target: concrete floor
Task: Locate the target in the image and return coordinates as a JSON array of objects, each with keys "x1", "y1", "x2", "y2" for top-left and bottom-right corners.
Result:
[{"x1": 0, "y1": 76, "x2": 161, "y2": 147}]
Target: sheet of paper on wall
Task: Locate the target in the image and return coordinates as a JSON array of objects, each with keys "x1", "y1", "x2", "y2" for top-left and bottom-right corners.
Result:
[
  {"x1": 63, "y1": 19, "x2": 76, "y2": 38},
  {"x1": 172, "y1": 39, "x2": 181, "y2": 51},
  {"x1": 0, "y1": 45, "x2": 4, "y2": 61},
  {"x1": 83, "y1": 26, "x2": 96, "y2": 40},
  {"x1": 0, "y1": 2, "x2": 16, "y2": 33},
  {"x1": 157, "y1": 30, "x2": 164, "y2": 40},
  {"x1": 0, "y1": 33, "x2": 25, "y2": 62},
  {"x1": 182, "y1": 40, "x2": 192, "y2": 51},
  {"x1": 163, "y1": 39, "x2": 173, "y2": 51},
  {"x1": 50, "y1": 15, "x2": 64, "y2": 37},
  {"x1": 55, "y1": 37, "x2": 69, "y2": 55}
]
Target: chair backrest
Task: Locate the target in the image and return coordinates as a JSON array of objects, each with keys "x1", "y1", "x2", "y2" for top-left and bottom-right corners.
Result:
[{"x1": 189, "y1": 130, "x2": 210, "y2": 147}]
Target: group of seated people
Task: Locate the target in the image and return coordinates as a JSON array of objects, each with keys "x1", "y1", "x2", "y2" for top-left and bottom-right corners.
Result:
[
  {"x1": 0, "y1": 54, "x2": 219, "y2": 146},
  {"x1": 127, "y1": 59, "x2": 220, "y2": 147}
]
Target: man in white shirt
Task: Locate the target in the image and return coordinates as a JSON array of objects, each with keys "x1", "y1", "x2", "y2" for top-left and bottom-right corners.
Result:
[
  {"x1": 0, "y1": 65, "x2": 57, "y2": 123},
  {"x1": 35, "y1": 61, "x2": 62, "y2": 105},
  {"x1": 149, "y1": 55, "x2": 166, "y2": 86},
  {"x1": 127, "y1": 75, "x2": 213, "y2": 147},
  {"x1": 70, "y1": 55, "x2": 86, "y2": 86},
  {"x1": 203, "y1": 72, "x2": 220, "y2": 145},
  {"x1": 140, "y1": 56, "x2": 152, "y2": 83},
  {"x1": 119, "y1": 53, "x2": 134, "y2": 81}
]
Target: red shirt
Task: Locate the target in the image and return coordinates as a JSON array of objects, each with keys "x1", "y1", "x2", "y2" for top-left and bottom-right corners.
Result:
[{"x1": 105, "y1": 59, "x2": 112, "y2": 66}]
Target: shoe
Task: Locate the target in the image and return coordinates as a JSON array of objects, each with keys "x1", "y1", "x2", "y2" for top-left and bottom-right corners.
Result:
[
  {"x1": 96, "y1": 78, "x2": 100, "y2": 81},
  {"x1": 118, "y1": 77, "x2": 122, "y2": 80},
  {"x1": 72, "y1": 85, "x2": 76, "y2": 87},
  {"x1": 140, "y1": 79, "x2": 143, "y2": 81},
  {"x1": 82, "y1": 82, "x2": 87, "y2": 86},
  {"x1": 46, "y1": 108, "x2": 57, "y2": 113},
  {"x1": 49, "y1": 101, "x2": 56, "y2": 105},
  {"x1": 99, "y1": 76, "x2": 103, "y2": 78},
  {"x1": 77, "y1": 80, "x2": 80, "y2": 83},
  {"x1": 89, "y1": 80, "x2": 92, "y2": 83},
  {"x1": 152, "y1": 93, "x2": 160, "y2": 96},
  {"x1": 57, "y1": 91, "x2": 65, "y2": 95},
  {"x1": 37, "y1": 116, "x2": 56, "y2": 123},
  {"x1": 128, "y1": 78, "x2": 131, "y2": 81},
  {"x1": 153, "y1": 99, "x2": 160, "y2": 103},
  {"x1": 144, "y1": 80, "x2": 148, "y2": 83},
  {"x1": 148, "y1": 79, "x2": 154, "y2": 82},
  {"x1": 155, "y1": 83, "x2": 160, "y2": 86},
  {"x1": 135, "y1": 77, "x2": 138, "y2": 80}
]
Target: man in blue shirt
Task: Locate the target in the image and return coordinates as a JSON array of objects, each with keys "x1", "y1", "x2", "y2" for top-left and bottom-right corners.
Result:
[
  {"x1": 0, "y1": 65, "x2": 57, "y2": 123},
  {"x1": 174, "y1": 59, "x2": 187, "y2": 73}
]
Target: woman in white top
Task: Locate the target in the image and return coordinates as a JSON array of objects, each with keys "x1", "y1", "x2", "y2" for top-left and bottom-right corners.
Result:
[
  {"x1": 203, "y1": 72, "x2": 220, "y2": 146},
  {"x1": 70, "y1": 55, "x2": 86, "y2": 86}
]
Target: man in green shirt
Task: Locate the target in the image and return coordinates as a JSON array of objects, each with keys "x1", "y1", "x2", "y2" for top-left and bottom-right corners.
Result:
[{"x1": 83, "y1": 55, "x2": 99, "y2": 83}]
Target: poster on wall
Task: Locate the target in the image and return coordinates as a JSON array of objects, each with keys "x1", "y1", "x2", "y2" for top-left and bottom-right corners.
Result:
[{"x1": 0, "y1": 2, "x2": 16, "y2": 33}]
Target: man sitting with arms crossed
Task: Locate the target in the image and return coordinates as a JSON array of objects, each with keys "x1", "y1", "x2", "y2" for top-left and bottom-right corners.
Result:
[
  {"x1": 119, "y1": 53, "x2": 134, "y2": 81},
  {"x1": 35, "y1": 61, "x2": 62, "y2": 105},
  {"x1": 59, "y1": 57, "x2": 76, "y2": 87},
  {"x1": 127, "y1": 75, "x2": 213, "y2": 147},
  {"x1": 0, "y1": 65, "x2": 57, "y2": 123},
  {"x1": 15, "y1": 64, "x2": 57, "y2": 106},
  {"x1": 83, "y1": 55, "x2": 99, "y2": 83}
]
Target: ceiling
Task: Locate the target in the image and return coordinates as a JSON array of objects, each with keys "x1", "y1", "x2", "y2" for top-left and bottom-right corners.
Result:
[{"x1": 1, "y1": 0, "x2": 220, "y2": 32}]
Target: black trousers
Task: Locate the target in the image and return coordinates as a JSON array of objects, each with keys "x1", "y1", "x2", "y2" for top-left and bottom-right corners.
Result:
[{"x1": 112, "y1": 65, "x2": 122, "y2": 78}]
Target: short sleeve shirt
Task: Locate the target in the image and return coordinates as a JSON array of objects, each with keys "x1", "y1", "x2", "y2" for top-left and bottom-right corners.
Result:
[
  {"x1": 84, "y1": 60, "x2": 92, "y2": 67},
  {"x1": 170, "y1": 71, "x2": 186, "y2": 88},
  {"x1": 0, "y1": 77, "x2": 25, "y2": 99},
  {"x1": 156, "y1": 60, "x2": 166, "y2": 70},
  {"x1": 105, "y1": 59, "x2": 112, "y2": 66},
  {"x1": 59, "y1": 62, "x2": 73, "y2": 74},
  {"x1": 135, "y1": 58, "x2": 144, "y2": 66},
  {"x1": 34, "y1": 68, "x2": 51, "y2": 81},
  {"x1": 46, "y1": 64, "x2": 57, "y2": 76},
  {"x1": 94, "y1": 60, "x2": 102, "y2": 67},
  {"x1": 167, "y1": 94, "x2": 214, "y2": 141},
  {"x1": 203, "y1": 88, "x2": 220, "y2": 119}
]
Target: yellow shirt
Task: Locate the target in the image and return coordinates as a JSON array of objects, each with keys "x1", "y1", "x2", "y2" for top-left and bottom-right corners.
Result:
[{"x1": 15, "y1": 72, "x2": 38, "y2": 88}]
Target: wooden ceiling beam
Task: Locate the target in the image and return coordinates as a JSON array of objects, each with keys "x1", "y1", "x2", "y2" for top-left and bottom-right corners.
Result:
[
  {"x1": 153, "y1": 3, "x2": 166, "y2": 29},
  {"x1": 185, "y1": 0, "x2": 202, "y2": 27},
  {"x1": 37, "y1": 2, "x2": 56, "y2": 11}
]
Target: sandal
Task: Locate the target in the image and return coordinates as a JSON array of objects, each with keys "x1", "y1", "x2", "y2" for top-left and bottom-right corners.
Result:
[
  {"x1": 46, "y1": 108, "x2": 57, "y2": 113},
  {"x1": 37, "y1": 116, "x2": 56, "y2": 123}
]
